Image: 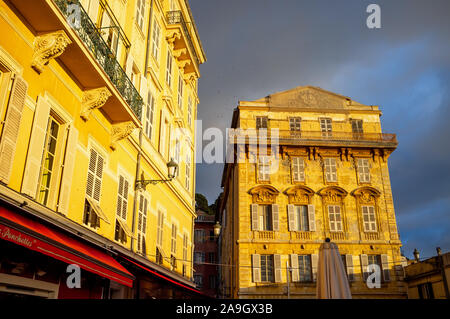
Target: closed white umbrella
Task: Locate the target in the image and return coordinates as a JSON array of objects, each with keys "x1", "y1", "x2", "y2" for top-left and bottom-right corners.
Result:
[{"x1": 316, "y1": 238, "x2": 352, "y2": 299}]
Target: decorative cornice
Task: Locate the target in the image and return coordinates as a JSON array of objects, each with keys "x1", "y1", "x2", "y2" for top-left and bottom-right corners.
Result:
[
  {"x1": 248, "y1": 185, "x2": 280, "y2": 204},
  {"x1": 110, "y1": 121, "x2": 136, "y2": 150},
  {"x1": 173, "y1": 48, "x2": 187, "y2": 59},
  {"x1": 166, "y1": 30, "x2": 181, "y2": 48},
  {"x1": 284, "y1": 186, "x2": 315, "y2": 204},
  {"x1": 31, "y1": 30, "x2": 72, "y2": 74},
  {"x1": 351, "y1": 186, "x2": 381, "y2": 204},
  {"x1": 80, "y1": 87, "x2": 112, "y2": 121},
  {"x1": 318, "y1": 186, "x2": 348, "y2": 203}
]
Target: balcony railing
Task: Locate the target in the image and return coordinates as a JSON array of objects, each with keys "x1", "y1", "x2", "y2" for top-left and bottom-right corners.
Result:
[
  {"x1": 229, "y1": 129, "x2": 397, "y2": 147},
  {"x1": 166, "y1": 10, "x2": 200, "y2": 67},
  {"x1": 54, "y1": 0, "x2": 143, "y2": 119}
]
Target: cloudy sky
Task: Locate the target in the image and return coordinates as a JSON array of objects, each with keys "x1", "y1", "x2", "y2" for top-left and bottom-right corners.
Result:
[{"x1": 189, "y1": 0, "x2": 450, "y2": 259}]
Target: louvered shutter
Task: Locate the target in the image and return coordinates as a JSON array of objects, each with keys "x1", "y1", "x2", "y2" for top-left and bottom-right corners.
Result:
[
  {"x1": 86, "y1": 149, "x2": 103, "y2": 202},
  {"x1": 307, "y1": 204, "x2": 316, "y2": 231},
  {"x1": 251, "y1": 204, "x2": 259, "y2": 231},
  {"x1": 290, "y1": 254, "x2": 299, "y2": 282},
  {"x1": 311, "y1": 254, "x2": 319, "y2": 282},
  {"x1": 381, "y1": 254, "x2": 390, "y2": 282},
  {"x1": 22, "y1": 97, "x2": 50, "y2": 197},
  {"x1": 361, "y1": 254, "x2": 369, "y2": 281},
  {"x1": 0, "y1": 75, "x2": 28, "y2": 184},
  {"x1": 252, "y1": 254, "x2": 261, "y2": 283},
  {"x1": 287, "y1": 204, "x2": 295, "y2": 231},
  {"x1": 58, "y1": 126, "x2": 78, "y2": 215},
  {"x1": 271, "y1": 204, "x2": 279, "y2": 231},
  {"x1": 345, "y1": 254, "x2": 355, "y2": 281},
  {"x1": 140, "y1": 75, "x2": 148, "y2": 101},
  {"x1": 122, "y1": 179, "x2": 129, "y2": 220},
  {"x1": 274, "y1": 254, "x2": 282, "y2": 283}
]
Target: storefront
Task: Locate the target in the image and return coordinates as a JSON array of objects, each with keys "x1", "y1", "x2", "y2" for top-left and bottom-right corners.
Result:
[{"x1": 0, "y1": 203, "x2": 134, "y2": 299}]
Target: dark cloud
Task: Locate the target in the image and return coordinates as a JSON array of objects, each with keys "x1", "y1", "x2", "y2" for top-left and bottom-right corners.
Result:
[{"x1": 190, "y1": 0, "x2": 450, "y2": 258}]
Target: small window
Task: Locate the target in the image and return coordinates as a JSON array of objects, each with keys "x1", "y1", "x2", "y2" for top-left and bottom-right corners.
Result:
[
  {"x1": 294, "y1": 205, "x2": 309, "y2": 231},
  {"x1": 187, "y1": 96, "x2": 193, "y2": 127},
  {"x1": 166, "y1": 50, "x2": 173, "y2": 86},
  {"x1": 194, "y1": 275, "x2": 203, "y2": 288},
  {"x1": 137, "y1": 194, "x2": 148, "y2": 253},
  {"x1": 258, "y1": 156, "x2": 270, "y2": 181},
  {"x1": 362, "y1": 206, "x2": 377, "y2": 232},
  {"x1": 258, "y1": 205, "x2": 272, "y2": 231},
  {"x1": 328, "y1": 205, "x2": 342, "y2": 231},
  {"x1": 83, "y1": 199, "x2": 100, "y2": 229},
  {"x1": 151, "y1": 20, "x2": 161, "y2": 60},
  {"x1": 320, "y1": 118, "x2": 332, "y2": 137},
  {"x1": 135, "y1": 0, "x2": 146, "y2": 30},
  {"x1": 85, "y1": 148, "x2": 104, "y2": 201},
  {"x1": 183, "y1": 233, "x2": 188, "y2": 261},
  {"x1": 260, "y1": 255, "x2": 274, "y2": 282},
  {"x1": 289, "y1": 117, "x2": 301, "y2": 131},
  {"x1": 256, "y1": 116, "x2": 268, "y2": 129},
  {"x1": 157, "y1": 211, "x2": 164, "y2": 247},
  {"x1": 298, "y1": 255, "x2": 312, "y2": 282},
  {"x1": 351, "y1": 119, "x2": 363, "y2": 134},
  {"x1": 209, "y1": 275, "x2": 217, "y2": 289},
  {"x1": 324, "y1": 158, "x2": 337, "y2": 182},
  {"x1": 291, "y1": 157, "x2": 305, "y2": 182},
  {"x1": 208, "y1": 252, "x2": 216, "y2": 263},
  {"x1": 171, "y1": 223, "x2": 177, "y2": 254},
  {"x1": 156, "y1": 247, "x2": 163, "y2": 265},
  {"x1": 357, "y1": 158, "x2": 370, "y2": 183},
  {"x1": 144, "y1": 91, "x2": 155, "y2": 141}
]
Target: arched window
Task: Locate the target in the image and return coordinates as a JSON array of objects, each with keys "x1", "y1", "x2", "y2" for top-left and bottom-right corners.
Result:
[
  {"x1": 318, "y1": 186, "x2": 348, "y2": 239},
  {"x1": 352, "y1": 187, "x2": 382, "y2": 240}
]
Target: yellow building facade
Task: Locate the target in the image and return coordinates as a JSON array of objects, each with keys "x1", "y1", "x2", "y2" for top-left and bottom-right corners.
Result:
[
  {"x1": 218, "y1": 86, "x2": 408, "y2": 298},
  {"x1": 0, "y1": 0, "x2": 205, "y2": 298}
]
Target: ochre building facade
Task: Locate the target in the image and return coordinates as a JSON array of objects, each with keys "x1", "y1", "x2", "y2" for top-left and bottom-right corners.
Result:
[
  {"x1": 0, "y1": 0, "x2": 205, "y2": 298},
  {"x1": 218, "y1": 86, "x2": 407, "y2": 299}
]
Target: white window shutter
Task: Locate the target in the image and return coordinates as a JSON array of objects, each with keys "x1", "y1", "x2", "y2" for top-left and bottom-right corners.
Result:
[
  {"x1": 58, "y1": 126, "x2": 78, "y2": 215},
  {"x1": 271, "y1": 204, "x2": 279, "y2": 231},
  {"x1": 287, "y1": 204, "x2": 295, "y2": 231},
  {"x1": 125, "y1": 53, "x2": 133, "y2": 79},
  {"x1": 307, "y1": 204, "x2": 316, "y2": 231},
  {"x1": 252, "y1": 254, "x2": 261, "y2": 283},
  {"x1": 22, "y1": 97, "x2": 50, "y2": 197},
  {"x1": 0, "y1": 75, "x2": 28, "y2": 184},
  {"x1": 311, "y1": 254, "x2": 319, "y2": 282},
  {"x1": 381, "y1": 254, "x2": 390, "y2": 282},
  {"x1": 87, "y1": 0, "x2": 100, "y2": 23},
  {"x1": 360, "y1": 254, "x2": 369, "y2": 281},
  {"x1": 345, "y1": 254, "x2": 354, "y2": 281},
  {"x1": 251, "y1": 204, "x2": 259, "y2": 231},
  {"x1": 274, "y1": 254, "x2": 282, "y2": 283},
  {"x1": 290, "y1": 254, "x2": 299, "y2": 282}
]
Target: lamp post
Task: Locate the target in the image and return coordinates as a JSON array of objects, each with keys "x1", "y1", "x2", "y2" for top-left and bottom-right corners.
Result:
[
  {"x1": 135, "y1": 159, "x2": 178, "y2": 190},
  {"x1": 413, "y1": 248, "x2": 420, "y2": 263},
  {"x1": 213, "y1": 221, "x2": 221, "y2": 239}
]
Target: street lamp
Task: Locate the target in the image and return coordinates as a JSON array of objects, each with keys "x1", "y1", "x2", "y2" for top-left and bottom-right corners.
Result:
[
  {"x1": 413, "y1": 248, "x2": 420, "y2": 262},
  {"x1": 213, "y1": 221, "x2": 221, "y2": 238},
  {"x1": 135, "y1": 159, "x2": 179, "y2": 190}
]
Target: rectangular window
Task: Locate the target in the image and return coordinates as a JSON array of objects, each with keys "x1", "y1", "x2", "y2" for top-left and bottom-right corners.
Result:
[
  {"x1": 289, "y1": 117, "x2": 301, "y2": 131},
  {"x1": 259, "y1": 205, "x2": 272, "y2": 231},
  {"x1": 171, "y1": 223, "x2": 177, "y2": 254},
  {"x1": 357, "y1": 158, "x2": 370, "y2": 183},
  {"x1": 194, "y1": 275, "x2": 203, "y2": 288},
  {"x1": 368, "y1": 255, "x2": 382, "y2": 271},
  {"x1": 157, "y1": 211, "x2": 164, "y2": 247},
  {"x1": 209, "y1": 275, "x2": 217, "y2": 289},
  {"x1": 187, "y1": 96, "x2": 193, "y2": 127},
  {"x1": 115, "y1": 175, "x2": 129, "y2": 243},
  {"x1": 324, "y1": 158, "x2": 337, "y2": 182},
  {"x1": 295, "y1": 205, "x2": 309, "y2": 231},
  {"x1": 362, "y1": 206, "x2": 377, "y2": 232},
  {"x1": 208, "y1": 252, "x2": 216, "y2": 263},
  {"x1": 37, "y1": 117, "x2": 60, "y2": 205},
  {"x1": 178, "y1": 75, "x2": 183, "y2": 109},
  {"x1": 194, "y1": 229, "x2": 204, "y2": 243},
  {"x1": 292, "y1": 157, "x2": 305, "y2": 182},
  {"x1": 174, "y1": 139, "x2": 181, "y2": 167},
  {"x1": 144, "y1": 91, "x2": 155, "y2": 140},
  {"x1": 298, "y1": 255, "x2": 312, "y2": 282},
  {"x1": 83, "y1": 199, "x2": 100, "y2": 229},
  {"x1": 351, "y1": 119, "x2": 363, "y2": 135},
  {"x1": 418, "y1": 283, "x2": 434, "y2": 299},
  {"x1": 328, "y1": 205, "x2": 343, "y2": 231},
  {"x1": 194, "y1": 252, "x2": 205, "y2": 263},
  {"x1": 159, "y1": 116, "x2": 168, "y2": 158},
  {"x1": 256, "y1": 116, "x2": 268, "y2": 129},
  {"x1": 85, "y1": 148, "x2": 104, "y2": 202},
  {"x1": 166, "y1": 50, "x2": 173, "y2": 86},
  {"x1": 320, "y1": 118, "x2": 332, "y2": 137},
  {"x1": 183, "y1": 233, "x2": 188, "y2": 264},
  {"x1": 185, "y1": 153, "x2": 191, "y2": 191},
  {"x1": 137, "y1": 194, "x2": 148, "y2": 253},
  {"x1": 156, "y1": 247, "x2": 163, "y2": 265},
  {"x1": 260, "y1": 255, "x2": 274, "y2": 282},
  {"x1": 135, "y1": 0, "x2": 146, "y2": 30},
  {"x1": 258, "y1": 156, "x2": 270, "y2": 181},
  {"x1": 151, "y1": 20, "x2": 161, "y2": 61}
]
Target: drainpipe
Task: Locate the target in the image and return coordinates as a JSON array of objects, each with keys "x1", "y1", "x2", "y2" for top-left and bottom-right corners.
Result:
[{"x1": 131, "y1": 0, "x2": 154, "y2": 253}]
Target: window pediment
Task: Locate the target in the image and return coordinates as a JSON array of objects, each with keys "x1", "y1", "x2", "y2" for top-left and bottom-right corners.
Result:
[
  {"x1": 351, "y1": 187, "x2": 381, "y2": 204},
  {"x1": 248, "y1": 185, "x2": 279, "y2": 204},
  {"x1": 284, "y1": 186, "x2": 314, "y2": 204},
  {"x1": 318, "y1": 186, "x2": 347, "y2": 203}
]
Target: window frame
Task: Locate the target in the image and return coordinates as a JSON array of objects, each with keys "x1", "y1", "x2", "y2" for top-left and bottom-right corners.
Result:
[
  {"x1": 257, "y1": 156, "x2": 271, "y2": 182},
  {"x1": 357, "y1": 158, "x2": 371, "y2": 183},
  {"x1": 328, "y1": 204, "x2": 343, "y2": 232},
  {"x1": 324, "y1": 158, "x2": 338, "y2": 182},
  {"x1": 298, "y1": 254, "x2": 312, "y2": 282},
  {"x1": 260, "y1": 254, "x2": 274, "y2": 282},
  {"x1": 291, "y1": 157, "x2": 305, "y2": 182}
]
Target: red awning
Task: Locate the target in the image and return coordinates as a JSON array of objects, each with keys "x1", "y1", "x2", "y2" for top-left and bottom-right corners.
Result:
[{"x1": 0, "y1": 206, "x2": 134, "y2": 287}]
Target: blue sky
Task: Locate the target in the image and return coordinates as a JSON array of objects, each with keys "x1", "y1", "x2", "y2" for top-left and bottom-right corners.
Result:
[{"x1": 189, "y1": 0, "x2": 450, "y2": 260}]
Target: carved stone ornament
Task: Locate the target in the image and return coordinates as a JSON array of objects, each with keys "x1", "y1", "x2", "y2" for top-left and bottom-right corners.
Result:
[
  {"x1": 80, "y1": 87, "x2": 112, "y2": 121},
  {"x1": 166, "y1": 31, "x2": 181, "y2": 48},
  {"x1": 248, "y1": 185, "x2": 279, "y2": 204},
  {"x1": 32, "y1": 30, "x2": 72, "y2": 74},
  {"x1": 110, "y1": 121, "x2": 136, "y2": 150},
  {"x1": 284, "y1": 186, "x2": 315, "y2": 204},
  {"x1": 173, "y1": 48, "x2": 187, "y2": 59},
  {"x1": 179, "y1": 60, "x2": 191, "y2": 69},
  {"x1": 352, "y1": 186, "x2": 381, "y2": 204},
  {"x1": 318, "y1": 186, "x2": 348, "y2": 203}
]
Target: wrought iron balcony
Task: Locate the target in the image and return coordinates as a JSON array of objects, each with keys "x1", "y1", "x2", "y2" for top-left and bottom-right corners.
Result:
[
  {"x1": 228, "y1": 129, "x2": 398, "y2": 149},
  {"x1": 166, "y1": 10, "x2": 200, "y2": 68},
  {"x1": 54, "y1": 0, "x2": 142, "y2": 119}
]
